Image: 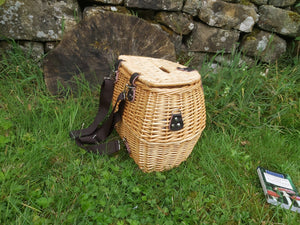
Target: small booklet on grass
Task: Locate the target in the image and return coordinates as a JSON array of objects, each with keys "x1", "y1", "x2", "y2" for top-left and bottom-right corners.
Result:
[{"x1": 257, "y1": 166, "x2": 300, "y2": 213}]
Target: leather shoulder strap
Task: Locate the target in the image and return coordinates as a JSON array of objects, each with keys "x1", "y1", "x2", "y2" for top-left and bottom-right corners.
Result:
[{"x1": 69, "y1": 78, "x2": 125, "y2": 155}]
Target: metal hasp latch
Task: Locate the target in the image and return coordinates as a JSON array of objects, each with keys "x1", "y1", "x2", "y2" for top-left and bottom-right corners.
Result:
[
  {"x1": 127, "y1": 85, "x2": 135, "y2": 102},
  {"x1": 169, "y1": 109, "x2": 184, "y2": 131}
]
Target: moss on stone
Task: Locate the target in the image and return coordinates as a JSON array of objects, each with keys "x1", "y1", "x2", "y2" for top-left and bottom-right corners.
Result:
[
  {"x1": 288, "y1": 11, "x2": 300, "y2": 23},
  {"x1": 244, "y1": 28, "x2": 260, "y2": 41},
  {"x1": 240, "y1": 0, "x2": 252, "y2": 6},
  {"x1": 246, "y1": 35, "x2": 256, "y2": 41}
]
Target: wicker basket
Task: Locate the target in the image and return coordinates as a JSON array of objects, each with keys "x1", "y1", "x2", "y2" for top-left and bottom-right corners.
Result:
[{"x1": 112, "y1": 55, "x2": 206, "y2": 172}]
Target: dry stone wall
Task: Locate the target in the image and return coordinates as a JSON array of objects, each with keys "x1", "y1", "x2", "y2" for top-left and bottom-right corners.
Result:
[{"x1": 0, "y1": 0, "x2": 300, "y2": 68}]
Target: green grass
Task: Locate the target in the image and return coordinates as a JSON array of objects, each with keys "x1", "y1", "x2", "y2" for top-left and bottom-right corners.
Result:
[{"x1": 0, "y1": 42, "x2": 299, "y2": 224}]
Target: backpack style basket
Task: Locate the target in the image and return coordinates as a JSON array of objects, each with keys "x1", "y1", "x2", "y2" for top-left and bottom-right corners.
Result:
[{"x1": 70, "y1": 55, "x2": 206, "y2": 172}]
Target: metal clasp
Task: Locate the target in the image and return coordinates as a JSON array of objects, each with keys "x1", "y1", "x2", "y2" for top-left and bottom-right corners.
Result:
[
  {"x1": 126, "y1": 84, "x2": 136, "y2": 102},
  {"x1": 169, "y1": 109, "x2": 184, "y2": 131}
]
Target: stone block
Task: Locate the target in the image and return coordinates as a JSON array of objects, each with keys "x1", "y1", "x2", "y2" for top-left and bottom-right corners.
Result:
[
  {"x1": 182, "y1": 0, "x2": 201, "y2": 16},
  {"x1": 155, "y1": 12, "x2": 194, "y2": 35},
  {"x1": 258, "y1": 5, "x2": 300, "y2": 38},
  {"x1": 124, "y1": 0, "x2": 183, "y2": 11},
  {"x1": 268, "y1": 0, "x2": 296, "y2": 7},
  {"x1": 250, "y1": 0, "x2": 268, "y2": 5},
  {"x1": 198, "y1": 0, "x2": 258, "y2": 32},
  {"x1": 83, "y1": 6, "x2": 131, "y2": 19},
  {"x1": 186, "y1": 22, "x2": 240, "y2": 53},
  {"x1": 0, "y1": 0, "x2": 81, "y2": 41},
  {"x1": 240, "y1": 29, "x2": 287, "y2": 63},
  {"x1": 87, "y1": 0, "x2": 123, "y2": 4}
]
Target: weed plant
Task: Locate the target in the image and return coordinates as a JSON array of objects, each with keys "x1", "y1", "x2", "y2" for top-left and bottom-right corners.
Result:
[{"x1": 0, "y1": 42, "x2": 299, "y2": 224}]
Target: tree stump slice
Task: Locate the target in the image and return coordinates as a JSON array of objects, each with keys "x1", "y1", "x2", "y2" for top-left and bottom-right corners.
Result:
[{"x1": 43, "y1": 11, "x2": 176, "y2": 95}]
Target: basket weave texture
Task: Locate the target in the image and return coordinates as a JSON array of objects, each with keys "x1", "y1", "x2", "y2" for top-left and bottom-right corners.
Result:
[{"x1": 113, "y1": 55, "x2": 206, "y2": 172}]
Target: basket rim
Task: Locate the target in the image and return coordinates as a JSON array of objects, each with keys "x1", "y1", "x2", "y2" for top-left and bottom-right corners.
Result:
[{"x1": 118, "y1": 55, "x2": 201, "y2": 88}]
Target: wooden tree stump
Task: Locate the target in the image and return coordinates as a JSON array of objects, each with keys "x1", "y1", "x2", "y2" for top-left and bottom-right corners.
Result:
[{"x1": 43, "y1": 11, "x2": 176, "y2": 95}]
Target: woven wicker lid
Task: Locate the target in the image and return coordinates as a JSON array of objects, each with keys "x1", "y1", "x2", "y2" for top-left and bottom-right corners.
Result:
[{"x1": 118, "y1": 55, "x2": 200, "y2": 87}]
